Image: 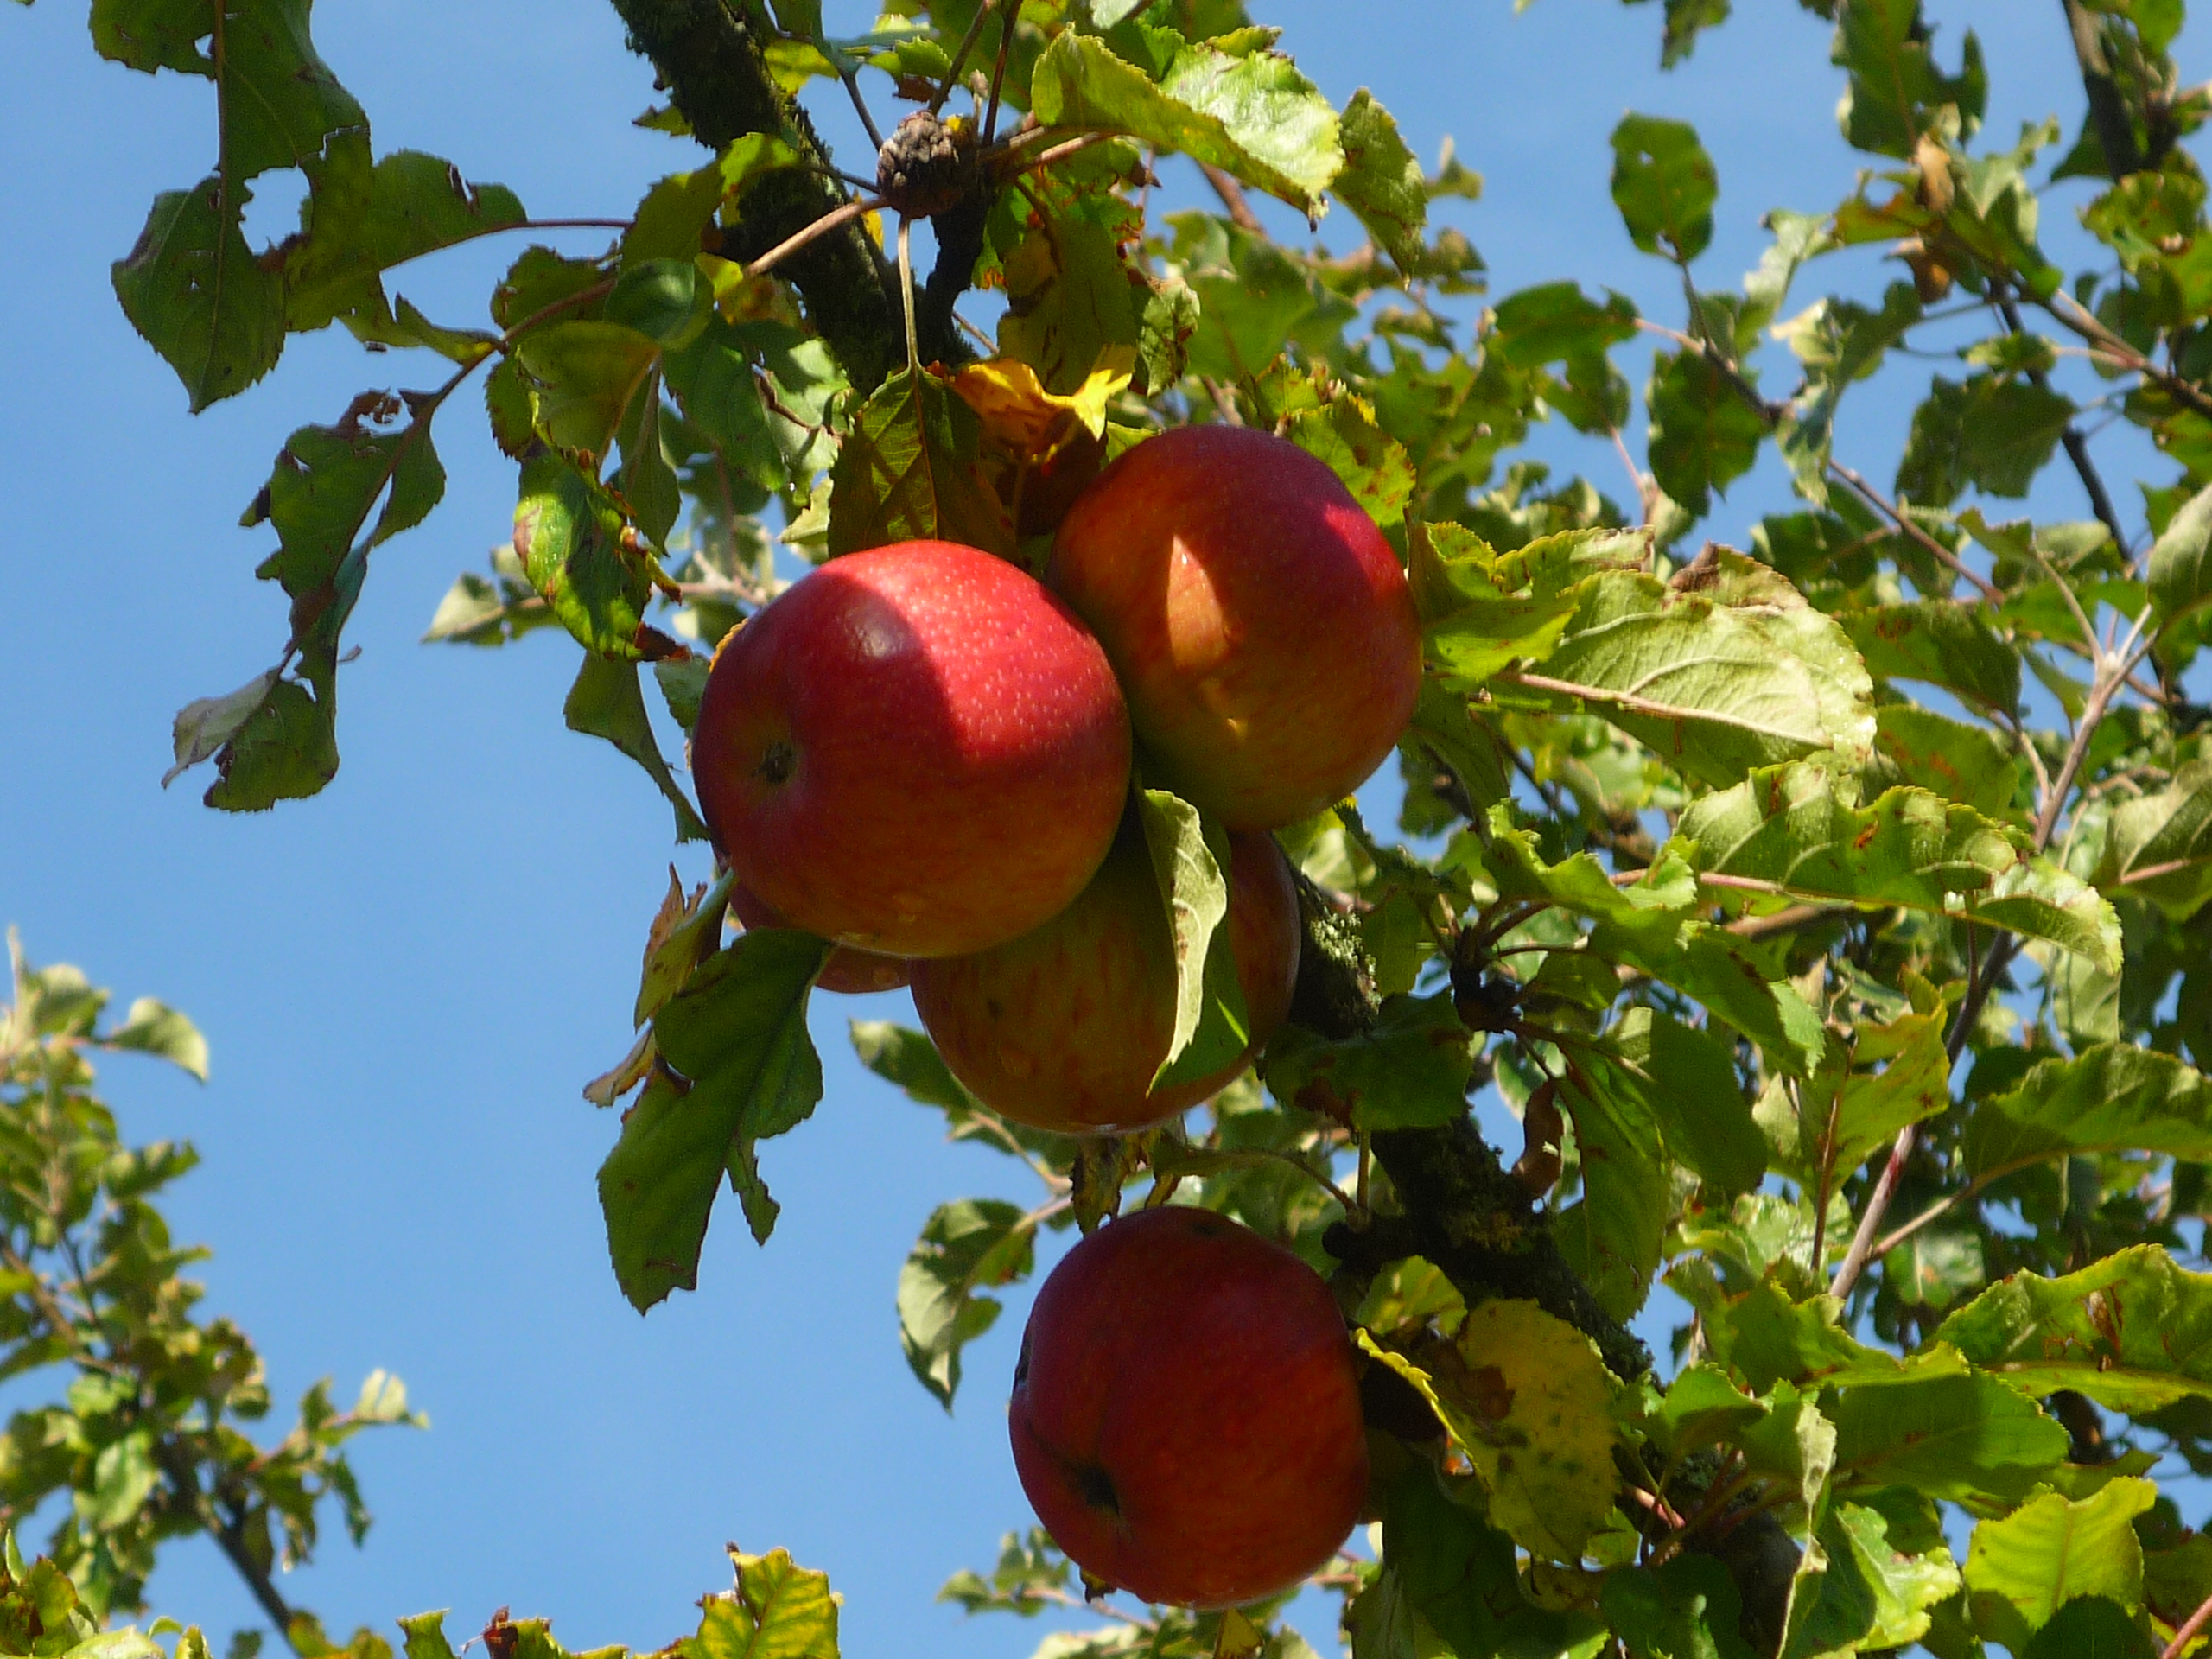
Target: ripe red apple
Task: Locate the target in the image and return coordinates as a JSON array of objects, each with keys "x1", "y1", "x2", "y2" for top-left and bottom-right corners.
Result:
[
  {"x1": 728, "y1": 882, "x2": 909, "y2": 995},
  {"x1": 1046, "y1": 425, "x2": 1421, "y2": 832},
  {"x1": 1009, "y1": 1205, "x2": 1368, "y2": 1609},
  {"x1": 691, "y1": 541, "x2": 1131, "y2": 959},
  {"x1": 910, "y1": 827, "x2": 1299, "y2": 1134}
]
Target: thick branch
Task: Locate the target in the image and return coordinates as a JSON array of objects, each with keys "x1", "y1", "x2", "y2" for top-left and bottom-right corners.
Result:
[
  {"x1": 1288, "y1": 886, "x2": 1650, "y2": 1382},
  {"x1": 2063, "y1": 0, "x2": 2145, "y2": 178},
  {"x1": 611, "y1": 0, "x2": 899, "y2": 391}
]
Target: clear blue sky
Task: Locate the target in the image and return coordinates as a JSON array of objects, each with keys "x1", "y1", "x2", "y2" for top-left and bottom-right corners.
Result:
[{"x1": 0, "y1": 3, "x2": 2198, "y2": 1656}]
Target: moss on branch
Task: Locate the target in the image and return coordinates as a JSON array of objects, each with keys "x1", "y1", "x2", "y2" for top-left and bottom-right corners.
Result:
[
  {"x1": 1287, "y1": 881, "x2": 1651, "y2": 1382},
  {"x1": 610, "y1": 0, "x2": 900, "y2": 391}
]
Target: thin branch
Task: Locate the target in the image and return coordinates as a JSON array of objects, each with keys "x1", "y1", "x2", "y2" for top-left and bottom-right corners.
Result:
[
  {"x1": 833, "y1": 55, "x2": 886, "y2": 151},
  {"x1": 198, "y1": 1494, "x2": 301, "y2": 1652},
  {"x1": 743, "y1": 197, "x2": 880, "y2": 282},
  {"x1": 1831, "y1": 622, "x2": 2154, "y2": 1300},
  {"x1": 2164, "y1": 1588, "x2": 2212, "y2": 1659},
  {"x1": 930, "y1": 0, "x2": 995, "y2": 116},
  {"x1": 1198, "y1": 162, "x2": 1264, "y2": 232},
  {"x1": 2063, "y1": 0, "x2": 2145, "y2": 178},
  {"x1": 1827, "y1": 463, "x2": 2005, "y2": 603},
  {"x1": 1999, "y1": 290, "x2": 2131, "y2": 556}
]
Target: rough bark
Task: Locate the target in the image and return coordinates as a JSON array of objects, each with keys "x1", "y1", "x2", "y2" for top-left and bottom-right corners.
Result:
[{"x1": 610, "y1": 0, "x2": 901, "y2": 391}]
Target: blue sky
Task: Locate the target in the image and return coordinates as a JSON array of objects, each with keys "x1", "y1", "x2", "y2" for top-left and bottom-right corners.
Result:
[{"x1": 1, "y1": 3, "x2": 2202, "y2": 1656}]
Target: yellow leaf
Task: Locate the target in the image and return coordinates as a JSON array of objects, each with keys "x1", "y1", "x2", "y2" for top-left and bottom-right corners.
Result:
[
  {"x1": 950, "y1": 348, "x2": 1136, "y2": 462},
  {"x1": 1357, "y1": 1299, "x2": 1618, "y2": 1563}
]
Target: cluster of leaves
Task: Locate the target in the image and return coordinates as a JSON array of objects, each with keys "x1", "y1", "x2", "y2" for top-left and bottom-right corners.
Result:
[
  {"x1": 1, "y1": 934, "x2": 417, "y2": 1656},
  {"x1": 0, "y1": 1531, "x2": 842, "y2": 1659},
  {"x1": 48, "y1": 0, "x2": 2212, "y2": 1654}
]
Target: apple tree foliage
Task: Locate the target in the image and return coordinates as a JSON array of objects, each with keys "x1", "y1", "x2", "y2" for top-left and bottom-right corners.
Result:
[{"x1": 30, "y1": 0, "x2": 2212, "y2": 1652}]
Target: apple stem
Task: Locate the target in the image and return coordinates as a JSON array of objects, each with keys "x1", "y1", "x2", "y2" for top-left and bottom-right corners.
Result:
[
  {"x1": 897, "y1": 216, "x2": 920, "y2": 374},
  {"x1": 1355, "y1": 1132, "x2": 1371, "y2": 1216}
]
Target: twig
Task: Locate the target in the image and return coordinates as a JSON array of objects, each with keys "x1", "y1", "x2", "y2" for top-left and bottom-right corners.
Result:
[
  {"x1": 2063, "y1": 0, "x2": 2145, "y2": 178},
  {"x1": 930, "y1": 0, "x2": 995, "y2": 115},
  {"x1": 1830, "y1": 621, "x2": 2153, "y2": 1300},
  {"x1": 744, "y1": 196, "x2": 880, "y2": 282},
  {"x1": 1827, "y1": 463, "x2": 2005, "y2": 603},
  {"x1": 2164, "y1": 1588, "x2": 2212, "y2": 1659},
  {"x1": 833, "y1": 53, "x2": 885, "y2": 151},
  {"x1": 1198, "y1": 162, "x2": 1264, "y2": 232},
  {"x1": 1999, "y1": 290, "x2": 2131, "y2": 557}
]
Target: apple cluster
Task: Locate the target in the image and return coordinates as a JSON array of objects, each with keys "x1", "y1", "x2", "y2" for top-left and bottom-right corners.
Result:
[{"x1": 690, "y1": 423, "x2": 1420, "y2": 1611}]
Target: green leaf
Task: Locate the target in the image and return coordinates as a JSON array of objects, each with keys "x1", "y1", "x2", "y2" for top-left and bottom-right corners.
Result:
[
  {"x1": 81, "y1": 1432, "x2": 156, "y2": 1529},
  {"x1": 512, "y1": 453, "x2": 653, "y2": 658},
  {"x1": 1795, "y1": 1499, "x2": 1964, "y2": 1657},
  {"x1": 826, "y1": 368, "x2": 1014, "y2": 560},
  {"x1": 1332, "y1": 90, "x2": 1427, "y2": 270},
  {"x1": 396, "y1": 1614, "x2": 456, "y2": 1659},
  {"x1": 100, "y1": 1000, "x2": 209, "y2": 1083},
  {"x1": 1602, "y1": 1008, "x2": 1764, "y2": 1194},
  {"x1": 1029, "y1": 29, "x2": 1343, "y2": 214},
  {"x1": 2020, "y1": 1597, "x2": 2156, "y2": 1659},
  {"x1": 1135, "y1": 791, "x2": 1250, "y2": 1092},
  {"x1": 283, "y1": 138, "x2": 527, "y2": 340},
  {"x1": 1828, "y1": 1358, "x2": 2067, "y2": 1502},
  {"x1": 111, "y1": 180, "x2": 286, "y2": 411},
  {"x1": 1895, "y1": 374, "x2": 2074, "y2": 506},
  {"x1": 163, "y1": 670, "x2": 278, "y2": 787},
  {"x1": 1842, "y1": 600, "x2": 2021, "y2": 714},
  {"x1": 249, "y1": 396, "x2": 448, "y2": 662},
  {"x1": 1511, "y1": 559, "x2": 1875, "y2": 787},
  {"x1": 1262, "y1": 994, "x2": 1474, "y2": 1130},
  {"x1": 1673, "y1": 760, "x2": 2122, "y2": 970},
  {"x1": 1554, "y1": 1054, "x2": 1669, "y2": 1319},
  {"x1": 1414, "y1": 521, "x2": 1608, "y2": 684},
  {"x1": 1871, "y1": 704, "x2": 2019, "y2": 816},
  {"x1": 1964, "y1": 1046, "x2": 2212, "y2": 1187},
  {"x1": 1357, "y1": 1300, "x2": 1620, "y2": 1564},
  {"x1": 2095, "y1": 756, "x2": 2212, "y2": 918},
  {"x1": 1770, "y1": 1011, "x2": 1951, "y2": 1185},
  {"x1": 623, "y1": 133, "x2": 804, "y2": 268},
  {"x1": 514, "y1": 321, "x2": 661, "y2": 461},
  {"x1": 687, "y1": 1548, "x2": 840, "y2": 1659},
  {"x1": 1936, "y1": 1244, "x2": 2212, "y2": 1413},
  {"x1": 1288, "y1": 397, "x2": 1415, "y2": 529},
  {"x1": 2148, "y1": 481, "x2": 2212, "y2": 627},
  {"x1": 1646, "y1": 346, "x2": 1768, "y2": 518},
  {"x1": 563, "y1": 654, "x2": 709, "y2": 843},
  {"x1": 1833, "y1": 0, "x2": 1987, "y2": 158},
  {"x1": 1962, "y1": 1478, "x2": 2153, "y2": 1655},
  {"x1": 1472, "y1": 811, "x2": 1825, "y2": 1072},
  {"x1": 200, "y1": 677, "x2": 338, "y2": 812},
  {"x1": 1488, "y1": 283, "x2": 1638, "y2": 372},
  {"x1": 898, "y1": 1198, "x2": 1037, "y2": 1409},
  {"x1": 1609, "y1": 114, "x2": 1718, "y2": 263},
  {"x1": 1600, "y1": 1557, "x2": 1754, "y2": 1659},
  {"x1": 598, "y1": 931, "x2": 828, "y2": 1308},
  {"x1": 1776, "y1": 282, "x2": 1922, "y2": 499}
]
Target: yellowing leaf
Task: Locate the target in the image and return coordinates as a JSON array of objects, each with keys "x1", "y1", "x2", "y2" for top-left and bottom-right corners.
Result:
[
  {"x1": 949, "y1": 349, "x2": 1135, "y2": 462},
  {"x1": 1359, "y1": 1300, "x2": 1618, "y2": 1563}
]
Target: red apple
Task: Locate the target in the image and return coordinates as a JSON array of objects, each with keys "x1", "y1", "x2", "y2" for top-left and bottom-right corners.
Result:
[
  {"x1": 1046, "y1": 425, "x2": 1422, "y2": 832},
  {"x1": 910, "y1": 827, "x2": 1299, "y2": 1134},
  {"x1": 691, "y1": 541, "x2": 1132, "y2": 958},
  {"x1": 728, "y1": 882, "x2": 909, "y2": 995},
  {"x1": 1009, "y1": 1205, "x2": 1368, "y2": 1609}
]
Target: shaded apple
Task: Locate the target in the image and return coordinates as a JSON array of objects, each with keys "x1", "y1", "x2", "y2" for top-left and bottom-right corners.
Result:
[
  {"x1": 691, "y1": 540, "x2": 1131, "y2": 958},
  {"x1": 1008, "y1": 1205, "x2": 1368, "y2": 1609},
  {"x1": 1046, "y1": 425, "x2": 1421, "y2": 831},
  {"x1": 728, "y1": 882, "x2": 909, "y2": 995},
  {"x1": 909, "y1": 826, "x2": 1299, "y2": 1134}
]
